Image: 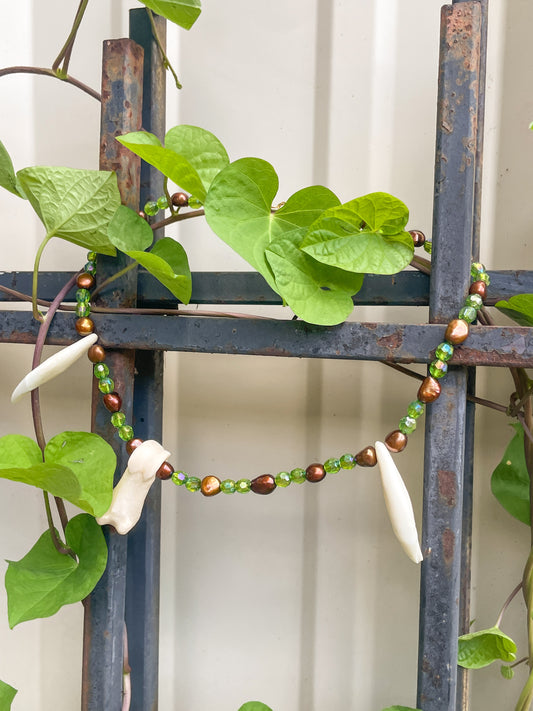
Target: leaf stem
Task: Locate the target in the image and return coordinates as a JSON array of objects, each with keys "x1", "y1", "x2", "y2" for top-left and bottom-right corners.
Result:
[
  {"x1": 0, "y1": 66, "x2": 100, "y2": 101},
  {"x1": 146, "y1": 8, "x2": 182, "y2": 89},
  {"x1": 42, "y1": 491, "x2": 76, "y2": 559},
  {"x1": 495, "y1": 581, "x2": 523, "y2": 628},
  {"x1": 150, "y1": 207, "x2": 205, "y2": 232},
  {"x1": 51, "y1": 0, "x2": 90, "y2": 75},
  {"x1": 516, "y1": 667, "x2": 533, "y2": 711},
  {"x1": 90, "y1": 262, "x2": 137, "y2": 301},
  {"x1": 32, "y1": 235, "x2": 53, "y2": 322}
]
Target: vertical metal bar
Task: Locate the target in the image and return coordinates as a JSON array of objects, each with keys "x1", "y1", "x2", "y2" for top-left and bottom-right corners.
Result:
[
  {"x1": 82, "y1": 38, "x2": 144, "y2": 711},
  {"x1": 417, "y1": 4, "x2": 481, "y2": 711},
  {"x1": 126, "y1": 10, "x2": 167, "y2": 711}
]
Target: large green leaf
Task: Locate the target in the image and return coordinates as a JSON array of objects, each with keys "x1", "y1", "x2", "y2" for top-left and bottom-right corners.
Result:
[
  {"x1": 108, "y1": 204, "x2": 153, "y2": 253},
  {"x1": 301, "y1": 193, "x2": 414, "y2": 274},
  {"x1": 491, "y1": 424, "x2": 530, "y2": 525},
  {"x1": 0, "y1": 139, "x2": 23, "y2": 198},
  {"x1": 117, "y1": 132, "x2": 206, "y2": 202},
  {"x1": 458, "y1": 626, "x2": 517, "y2": 669},
  {"x1": 495, "y1": 294, "x2": 533, "y2": 327},
  {"x1": 128, "y1": 237, "x2": 192, "y2": 303},
  {"x1": 5, "y1": 514, "x2": 107, "y2": 627},
  {"x1": 138, "y1": 0, "x2": 201, "y2": 30},
  {"x1": 0, "y1": 680, "x2": 17, "y2": 710},
  {"x1": 238, "y1": 703, "x2": 273, "y2": 711},
  {"x1": 165, "y1": 125, "x2": 229, "y2": 192},
  {"x1": 16, "y1": 167, "x2": 120, "y2": 255}
]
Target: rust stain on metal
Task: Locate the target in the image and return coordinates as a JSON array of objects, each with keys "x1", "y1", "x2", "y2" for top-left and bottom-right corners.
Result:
[
  {"x1": 442, "y1": 528, "x2": 455, "y2": 567},
  {"x1": 438, "y1": 469, "x2": 456, "y2": 507},
  {"x1": 444, "y1": 4, "x2": 481, "y2": 73},
  {"x1": 377, "y1": 330, "x2": 403, "y2": 357}
]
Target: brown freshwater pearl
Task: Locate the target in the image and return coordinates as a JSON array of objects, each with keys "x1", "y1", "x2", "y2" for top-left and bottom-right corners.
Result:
[
  {"x1": 251, "y1": 474, "x2": 277, "y2": 494},
  {"x1": 418, "y1": 376, "x2": 441, "y2": 403},
  {"x1": 76, "y1": 272, "x2": 95, "y2": 290},
  {"x1": 75, "y1": 317, "x2": 94, "y2": 335},
  {"x1": 444, "y1": 318, "x2": 469, "y2": 345},
  {"x1": 385, "y1": 430, "x2": 408, "y2": 453},
  {"x1": 469, "y1": 280, "x2": 487, "y2": 300},
  {"x1": 201, "y1": 475, "x2": 221, "y2": 496},
  {"x1": 355, "y1": 447, "x2": 377, "y2": 467},
  {"x1": 171, "y1": 191, "x2": 189, "y2": 207},
  {"x1": 305, "y1": 463, "x2": 326, "y2": 482},
  {"x1": 126, "y1": 437, "x2": 143, "y2": 455},
  {"x1": 88, "y1": 344, "x2": 106, "y2": 363},
  {"x1": 103, "y1": 391, "x2": 122, "y2": 413},
  {"x1": 409, "y1": 229, "x2": 426, "y2": 247},
  {"x1": 156, "y1": 461, "x2": 174, "y2": 481}
]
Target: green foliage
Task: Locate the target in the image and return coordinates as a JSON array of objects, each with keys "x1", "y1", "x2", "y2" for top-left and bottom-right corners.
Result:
[
  {"x1": 165, "y1": 124, "x2": 229, "y2": 192},
  {"x1": 495, "y1": 294, "x2": 533, "y2": 327},
  {"x1": 128, "y1": 237, "x2": 192, "y2": 303},
  {"x1": 17, "y1": 166, "x2": 120, "y2": 255},
  {"x1": 0, "y1": 679, "x2": 17, "y2": 710},
  {"x1": 381, "y1": 707, "x2": 422, "y2": 711},
  {"x1": 5, "y1": 514, "x2": 107, "y2": 627},
  {"x1": 0, "y1": 139, "x2": 24, "y2": 198},
  {"x1": 501, "y1": 665, "x2": 515, "y2": 680},
  {"x1": 491, "y1": 424, "x2": 530, "y2": 525},
  {"x1": 458, "y1": 626, "x2": 517, "y2": 669},
  {"x1": 238, "y1": 703, "x2": 273, "y2": 711},
  {"x1": 138, "y1": 0, "x2": 201, "y2": 30},
  {"x1": 108, "y1": 205, "x2": 154, "y2": 252},
  {"x1": 0, "y1": 432, "x2": 115, "y2": 517}
]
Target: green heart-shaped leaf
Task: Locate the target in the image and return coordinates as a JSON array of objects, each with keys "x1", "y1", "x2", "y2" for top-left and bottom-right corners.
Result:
[
  {"x1": 128, "y1": 237, "x2": 192, "y2": 303},
  {"x1": 0, "y1": 679, "x2": 17, "y2": 709},
  {"x1": 108, "y1": 204, "x2": 153, "y2": 252},
  {"x1": 491, "y1": 423, "x2": 530, "y2": 525},
  {"x1": 137, "y1": 0, "x2": 201, "y2": 30},
  {"x1": 495, "y1": 294, "x2": 533, "y2": 327},
  {"x1": 16, "y1": 166, "x2": 120, "y2": 255},
  {"x1": 458, "y1": 626, "x2": 516, "y2": 669},
  {"x1": 238, "y1": 703, "x2": 273, "y2": 711},
  {"x1": 5, "y1": 514, "x2": 107, "y2": 627},
  {"x1": 0, "y1": 139, "x2": 23, "y2": 198},
  {"x1": 165, "y1": 125, "x2": 229, "y2": 192}
]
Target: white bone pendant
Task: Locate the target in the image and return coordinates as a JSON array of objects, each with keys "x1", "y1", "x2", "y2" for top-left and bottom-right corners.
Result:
[
  {"x1": 96, "y1": 440, "x2": 170, "y2": 535},
  {"x1": 375, "y1": 441, "x2": 423, "y2": 564},
  {"x1": 11, "y1": 333, "x2": 99, "y2": 403}
]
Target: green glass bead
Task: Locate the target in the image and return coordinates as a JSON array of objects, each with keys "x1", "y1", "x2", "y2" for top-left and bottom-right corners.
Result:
[
  {"x1": 76, "y1": 301, "x2": 91, "y2": 318},
  {"x1": 340, "y1": 453, "x2": 356, "y2": 469},
  {"x1": 324, "y1": 458, "x2": 341, "y2": 474},
  {"x1": 470, "y1": 262, "x2": 485, "y2": 279},
  {"x1": 84, "y1": 261, "x2": 96, "y2": 274},
  {"x1": 290, "y1": 468, "x2": 306, "y2": 484},
  {"x1": 423, "y1": 241, "x2": 432, "y2": 254},
  {"x1": 407, "y1": 400, "x2": 425, "y2": 419},
  {"x1": 459, "y1": 306, "x2": 477, "y2": 323},
  {"x1": 188, "y1": 196, "x2": 203, "y2": 209},
  {"x1": 111, "y1": 411, "x2": 126, "y2": 427},
  {"x1": 156, "y1": 196, "x2": 168, "y2": 210},
  {"x1": 144, "y1": 200, "x2": 159, "y2": 216},
  {"x1": 275, "y1": 471, "x2": 291, "y2": 487},
  {"x1": 465, "y1": 293, "x2": 483, "y2": 310},
  {"x1": 87, "y1": 251, "x2": 97, "y2": 262},
  {"x1": 399, "y1": 416, "x2": 417, "y2": 435},
  {"x1": 98, "y1": 377, "x2": 114, "y2": 394},
  {"x1": 118, "y1": 425, "x2": 134, "y2": 441},
  {"x1": 220, "y1": 479, "x2": 236, "y2": 494},
  {"x1": 93, "y1": 363, "x2": 110, "y2": 379},
  {"x1": 429, "y1": 359, "x2": 448, "y2": 379},
  {"x1": 235, "y1": 478, "x2": 251, "y2": 493},
  {"x1": 478, "y1": 271, "x2": 490, "y2": 285},
  {"x1": 76, "y1": 288, "x2": 91, "y2": 303},
  {"x1": 185, "y1": 476, "x2": 201, "y2": 492},
  {"x1": 172, "y1": 470, "x2": 188, "y2": 486},
  {"x1": 435, "y1": 342, "x2": 454, "y2": 362}
]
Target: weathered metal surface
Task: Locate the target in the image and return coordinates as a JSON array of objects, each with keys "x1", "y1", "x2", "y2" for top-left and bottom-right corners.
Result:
[
  {"x1": 82, "y1": 38, "x2": 144, "y2": 711},
  {"x1": 417, "y1": 4, "x2": 481, "y2": 711}
]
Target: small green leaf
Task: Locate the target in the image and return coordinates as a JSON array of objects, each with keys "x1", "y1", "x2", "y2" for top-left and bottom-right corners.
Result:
[
  {"x1": 5, "y1": 514, "x2": 107, "y2": 627},
  {"x1": 238, "y1": 703, "x2": 273, "y2": 711},
  {"x1": 495, "y1": 295, "x2": 533, "y2": 327},
  {"x1": 117, "y1": 132, "x2": 206, "y2": 202},
  {"x1": 165, "y1": 125, "x2": 229, "y2": 192},
  {"x1": 501, "y1": 665, "x2": 515, "y2": 680},
  {"x1": 16, "y1": 166, "x2": 120, "y2": 255},
  {"x1": 128, "y1": 237, "x2": 192, "y2": 303},
  {"x1": 458, "y1": 626, "x2": 517, "y2": 669},
  {"x1": 0, "y1": 679, "x2": 17, "y2": 709},
  {"x1": 0, "y1": 139, "x2": 23, "y2": 198},
  {"x1": 491, "y1": 423, "x2": 530, "y2": 525},
  {"x1": 108, "y1": 205, "x2": 153, "y2": 253},
  {"x1": 137, "y1": 0, "x2": 201, "y2": 30}
]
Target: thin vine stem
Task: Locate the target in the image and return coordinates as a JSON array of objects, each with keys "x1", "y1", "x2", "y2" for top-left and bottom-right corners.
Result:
[
  {"x1": 495, "y1": 581, "x2": 523, "y2": 628},
  {"x1": 43, "y1": 491, "x2": 75, "y2": 559},
  {"x1": 150, "y1": 207, "x2": 205, "y2": 232},
  {"x1": 0, "y1": 66, "x2": 101, "y2": 101},
  {"x1": 51, "y1": 0, "x2": 90, "y2": 75},
  {"x1": 146, "y1": 8, "x2": 182, "y2": 89}
]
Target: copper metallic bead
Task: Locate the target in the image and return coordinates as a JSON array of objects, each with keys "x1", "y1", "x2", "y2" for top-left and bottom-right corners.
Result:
[
  {"x1": 76, "y1": 272, "x2": 95, "y2": 290},
  {"x1": 355, "y1": 447, "x2": 377, "y2": 467},
  {"x1": 126, "y1": 437, "x2": 143, "y2": 455},
  {"x1": 444, "y1": 318, "x2": 469, "y2": 345},
  {"x1": 75, "y1": 317, "x2": 94, "y2": 335},
  {"x1": 385, "y1": 430, "x2": 408, "y2": 453},
  {"x1": 201, "y1": 475, "x2": 221, "y2": 496},
  {"x1": 417, "y1": 376, "x2": 441, "y2": 404},
  {"x1": 409, "y1": 229, "x2": 426, "y2": 247},
  {"x1": 469, "y1": 280, "x2": 487, "y2": 301},
  {"x1": 156, "y1": 461, "x2": 174, "y2": 481},
  {"x1": 137, "y1": 210, "x2": 147, "y2": 220},
  {"x1": 103, "y1": 391, "x2": 122, "y2": 413},
  {"x1": 250, "y1": 474, "x2": 277, "y2": 495},
  {"x1": 171, "y1": 191, "x2": 189, "y2": 207},
  {"x1": 87, "y1": 344, "x2": 106, "y2": 363},
  {"x1": 305, "y1": 463, "x2": 326, "y2": 483}
]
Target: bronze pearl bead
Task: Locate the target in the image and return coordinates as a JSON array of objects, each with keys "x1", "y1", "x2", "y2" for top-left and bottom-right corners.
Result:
[
  {"x1": 156, "y1": 461, "x2": 174, "y2": 481},
  {"x1": 305, "y1": 463, "x2": 326, "y2": 482},
  {"x1": 76, "y1": 272, "x2": 95, "y2": 290},
  {"x1": 75, "y1": 317, "x2": 94, "y2": 335},
  {"x1": 469, "y1": 280, "x2": 487, "y2": 301},
  {"x1": 251, "y1": 474, "x2": 277, "y2": 494},
  {"x1": 417, "y1": 376, "x2": 441, "y2": 403},
  {"x1": 409, "y1": 229, "x2": 426, "y2": 247},
  {"x1": 87, "y1": 344, "x2": 106, "y2": 363},
  {"x1": 385, "y1": 430, "x2": 408, "y2": 453},
  {"x1": 103, "y1": 391, "x2": 122, "y2": 413},
  {"x1": 444, "y1": 318, "x2": 469, "y2": 345},
  {"x1": 171, "y1": 191, "x2": 189, "y2": 207},
  {"x1": 126, "y1": 437, "x2": 143, "y2": 455},
  {"x1": 200, "y1": 475, "x2": 221, "y2": 496},
  {"x1": 355, "y1": 446, "x2": 377, "y2": 467}
]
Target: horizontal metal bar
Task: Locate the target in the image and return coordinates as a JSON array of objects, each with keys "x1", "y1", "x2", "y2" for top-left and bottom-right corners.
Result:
[
  {"x1": 1, "y1": 269, "x2": 531, "y2": 307},
  {"x1": 2, "y1": 310, "x2": 533, "y2": 367}
]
